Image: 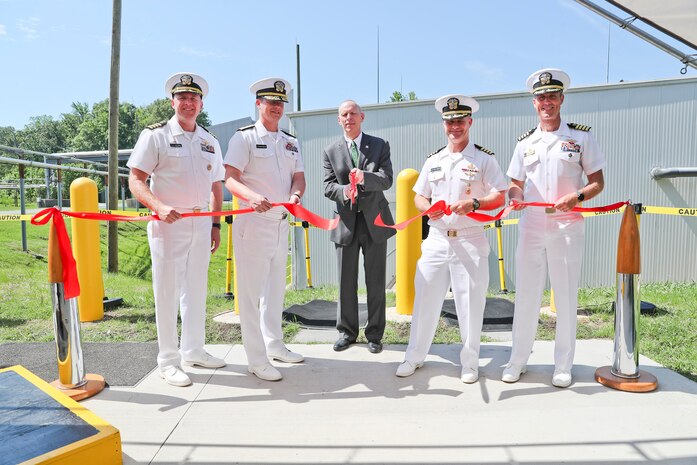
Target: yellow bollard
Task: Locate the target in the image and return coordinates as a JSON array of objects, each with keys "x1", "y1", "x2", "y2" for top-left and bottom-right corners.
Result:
[
  {"x1": 395, "y1": 169, "x2": 421, "y2": 315},
  {"x1": 302, "y1": 221, "x2": 313, "y2": 288},
  {"x1": 232, "y1": 196, "x2": 240, "y2": 314},
  {"x1": 550, "y1": 288, "x2": 557, "y2": 314},
  {"x1": 224, "y1": 215, "x2": 234, "y2": 299},
  {"x1": 70, "y1": 177, "x2": 104, "y2": 322},
  {"x1": 495, "y1": 220, "x2": 508, "y2": 293}
]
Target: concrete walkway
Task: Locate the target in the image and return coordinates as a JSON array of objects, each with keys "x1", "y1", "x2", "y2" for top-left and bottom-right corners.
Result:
[{"x1": 83, "y1": 340, "x2": 697, "y2": 465}]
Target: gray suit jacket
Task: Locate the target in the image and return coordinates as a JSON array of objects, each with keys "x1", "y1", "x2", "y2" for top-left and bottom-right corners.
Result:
[{"x1": 323, "y1": 133, "x2": 396, "y2": 246}]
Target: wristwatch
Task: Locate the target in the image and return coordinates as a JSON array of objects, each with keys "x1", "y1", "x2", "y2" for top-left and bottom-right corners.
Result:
[
  {"x1": 472, "y1": 198, "x2": 480, "y2": 211},
  {"x1": 212, "y1": 223, "x2": 221, "y2": 229},
  {"x1": 576, "y1": 191, "x2": 585, "y2": 202}
]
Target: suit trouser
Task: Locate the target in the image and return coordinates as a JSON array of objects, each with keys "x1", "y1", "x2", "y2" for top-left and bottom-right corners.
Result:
[
  {"x1": 148, "y1": 216, "x2": 212, "y2": 370},
  {"x1": 404, "y1": 228, "x2": 490, "y2": 370},
  {"x1": 335, "y1": 212, "x2": 387, "y2": 342},
  {"x1": 234, "y1": 214, "x2": 288, "y2": 368},
  {"x1": 508, "y1": 212, "x2": 585, "y2": 372}
]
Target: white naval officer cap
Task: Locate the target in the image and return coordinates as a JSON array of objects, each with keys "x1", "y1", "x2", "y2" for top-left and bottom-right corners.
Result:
[
  {"x1": 249, "y1": 77, "x2": 291, "y2": 103},
  {"x1": 526, "y1": 68, "x2": 570, "y2": 95},
  {"x1": 434, "y1": 94, "x2": 479, "y2": 120},
  {"x1": 165, "y1": 72, "x2": 209, "y2": 99}
]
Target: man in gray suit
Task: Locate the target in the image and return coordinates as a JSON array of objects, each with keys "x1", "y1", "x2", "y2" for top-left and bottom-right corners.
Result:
[{"x1": 323, "y1": 100, "x2": 395, "y2": 354}]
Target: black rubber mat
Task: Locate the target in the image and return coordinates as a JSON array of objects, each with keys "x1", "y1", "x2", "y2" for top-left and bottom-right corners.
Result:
[
  {"x1": 439, "y1": 297, "x2": 515, "y2": 332},
  {"x1": 0, "y1": 342, "x2": 158, "y2": 387},
  {"x1": 284, "y1": 299, "x2": 368, "y2": 328}
]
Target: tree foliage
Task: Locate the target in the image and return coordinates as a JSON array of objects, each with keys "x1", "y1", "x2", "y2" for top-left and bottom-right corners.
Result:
[
  {"x1": 388, "y1": 91, "x2": 418, "y2": 102},
  {"x1": 0, "y1": 97, "x2": 212, "y2": 204}
]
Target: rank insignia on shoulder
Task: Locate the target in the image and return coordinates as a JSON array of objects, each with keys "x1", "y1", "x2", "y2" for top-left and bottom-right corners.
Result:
[
  {"x1": 428, "y1": 145, "x2": 446, "y2": 158},
  {"x1": 280, "y1": 129, "x2": 296, "y2": 138},
  {"x1": 146, "y1": 120, "x2": 168, "y2": 130},
  {"x1": 237, "y1": 124, "x2": 255, "y2": 132},
  {"x1": 567, "y1": 122, "x2": 591, "y2": 132},
  {"x1": 199, "y1": 125, "x2": 217, "y2": 138},
  {"x1": 517, "y1": 127, "x2": 537, "y2": 141},
  {"x1": 475, "y1": 144, "x2": 495, "y2": 156},
  {"x1": 256, "y1": 144, "x2": 267, "y2": 149},
  {"x1": 169, "y1": 143, "x2": 183, "y2": 148}
]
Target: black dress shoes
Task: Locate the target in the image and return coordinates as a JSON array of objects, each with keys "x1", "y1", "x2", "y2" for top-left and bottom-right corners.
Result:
[
  {"x1": 367, "y1": 341, "x2": 383, "y2": 354},
  {"x1": 333, "y1": 337, "x2": 354, "y2": 352}
]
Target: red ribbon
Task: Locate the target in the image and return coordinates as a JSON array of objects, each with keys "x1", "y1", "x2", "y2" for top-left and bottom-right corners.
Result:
[
  {"x1": 375, "y1": 200, "x2": 629, "y2": 230},
  {"x1": 31, "y1": 208, "x2": 81, "y2": 299},
  {"x1": 348, "y1": 171, "x2": 358, "y2": 205},
  {"x1": 30, "y1": 203, "x2": 339, "y2": 297}
]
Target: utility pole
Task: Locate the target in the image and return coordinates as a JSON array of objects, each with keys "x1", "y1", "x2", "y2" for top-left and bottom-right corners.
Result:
[{"x1": 107, "y1": 0, "x2": 122, "y2": 272}]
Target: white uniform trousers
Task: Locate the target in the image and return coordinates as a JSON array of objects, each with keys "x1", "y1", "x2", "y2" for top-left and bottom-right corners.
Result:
[
  {"x1": 405, "y1": 228, "x2": 490, "y2": 370},
  {"x1": 508, "y1": 212, "x2": 585, "y2": 372},
  {"x1": 233, "y1": 214, "x2": 289, "y2": 368},
  {"x1": 148, "y1": 216, "x2": 212, "y2": 370}
]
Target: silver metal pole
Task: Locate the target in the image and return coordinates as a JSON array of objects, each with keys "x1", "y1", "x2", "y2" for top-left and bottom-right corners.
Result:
[
  {"x1": 19, "y1": 165, "x2": 27, "y2": 251},
  {"x1": 612, "y1": 273, "x2": 640, "y2": 378},
  {"x1": 51, "y1": 282, "x2": 87, "y2": 388}
]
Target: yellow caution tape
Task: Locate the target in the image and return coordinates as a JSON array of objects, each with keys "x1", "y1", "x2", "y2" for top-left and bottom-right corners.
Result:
[
  {"x1": 95, "y1": 209, "x2": 152, "y2": 217},
  {"x1": 642, "y1": 205, "x2": 697, "y2": 216},
  {"x1": 0, "y1": 213, "x2": 33, "y2": 221}
]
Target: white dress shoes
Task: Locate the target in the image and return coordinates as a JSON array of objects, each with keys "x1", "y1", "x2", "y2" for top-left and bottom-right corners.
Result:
[
  {"x1": 396, "y1": 360, "x2": 423, "y2": 377},
  {"x1": 159, "y1": 366, "x2": 192, "y2": 387},
  {"x1": 248, "y1": 364, "x2": 283, "y2": 381},
  {"x1": 501, "y1": 363, "x2": 527, "y2": 383},
  {"x1": 268, "y1": 347, "x2": 304, "y2": 363},
  {"x1": 552, "y1": 370, "x2": 573, "y2": 388},
  {"x1": 460, "y1": 367, "x2": 479, "y2": 384},
  {"x1": 182, "y1": 352, "x2": 226, "y2": 369}
]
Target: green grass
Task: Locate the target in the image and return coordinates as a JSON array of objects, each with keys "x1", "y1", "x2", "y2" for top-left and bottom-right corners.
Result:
[{"x1": 0, "y1": 217, "x2": 695, "y2": 381}]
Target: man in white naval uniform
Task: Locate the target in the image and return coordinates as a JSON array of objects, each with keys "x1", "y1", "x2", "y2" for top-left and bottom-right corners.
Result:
[
  {"x1": 502, "y1": 68, "x2": 606, "y2": 388},
  {"x1": 396, "y1": 95, "x2": 507, "y2": 383},
  {"x1": 224, "y1": 77, "x2": 306, "y2": 382},
  {"x1": 128, "y1": 72, "x2": 226, "y2": 387}
]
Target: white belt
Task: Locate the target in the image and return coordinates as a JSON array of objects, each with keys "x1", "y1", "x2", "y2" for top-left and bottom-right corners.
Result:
[{"x1": 434, "y1": 226, "x2": 483, "y2": 238}]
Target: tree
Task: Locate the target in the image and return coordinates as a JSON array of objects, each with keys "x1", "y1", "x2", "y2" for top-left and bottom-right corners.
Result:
[
  {"x1": 388, "y1": 90, "x2": 418, "y2": 103},
  {"x1": 136, "y1": 98, "x2": 212, "y2": 131}
]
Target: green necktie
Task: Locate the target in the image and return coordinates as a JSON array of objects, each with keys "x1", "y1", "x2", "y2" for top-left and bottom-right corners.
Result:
[{"x1": 350, "y1": 140, "x2": 359, "y2": 167}]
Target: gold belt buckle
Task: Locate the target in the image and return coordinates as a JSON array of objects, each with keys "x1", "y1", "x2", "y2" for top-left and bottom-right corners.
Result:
[
  {"x1": 447, "y1": 230, "x2": 457, "y2": 237},
  {"x1": 545, "y1": 207, "x2": 556, "y2": 214},
  {"x1": 193, "y1": 208, "x2": 202, "y2": 213}
]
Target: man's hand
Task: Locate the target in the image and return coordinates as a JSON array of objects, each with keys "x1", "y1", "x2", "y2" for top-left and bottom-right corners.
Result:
[
  {"x1": 289, "y1": 193, "x2": 301, "y2": 204},
  {"x1": 156, "y1": 205, "x2": 182, "y2": 224},
  {"x1": 350, "y1": 167, "x2": 364, "y2": 185},
  {"x1": 210, "y1": 227, "x2": 221, "y2": 253},
  {"x1": 509, "y1": 198, "x2": 526, "y2": 211},
  {"x1": 449, "y1": 199, "x2": 475, "y2": 215},
  {"x1": 249, "y1": 192, "x2": 272, "y2": 212},
  {"x1": 553, "y1": 192, "x2": 579, "y2": 212}
]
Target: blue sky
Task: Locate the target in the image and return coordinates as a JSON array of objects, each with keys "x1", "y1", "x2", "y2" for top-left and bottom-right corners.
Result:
[{"x1": 1, "y1": 0, "x2": 694, "y2": 130}]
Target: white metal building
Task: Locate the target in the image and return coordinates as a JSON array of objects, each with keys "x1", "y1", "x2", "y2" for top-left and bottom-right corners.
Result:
[{"x1": 215, "y1": 77, "x2": 697, "y2": 290}]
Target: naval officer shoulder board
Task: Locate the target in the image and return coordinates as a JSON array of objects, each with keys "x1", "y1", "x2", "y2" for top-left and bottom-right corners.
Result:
[
  {"x1": 146, "y1": 120, "x2": 168, "y2": 130},
  {"x1": 237, "y1": 124, "x2": 255, "y2": 132},
  {"x1": 567, "y1": 122, "x2": 591, "y2": 132},
  {"x1": 517, "y1": 127, "x2": 537, "y2": 141},
  {"x1": 280, "y1": 129, "x2": 296, "y2": 139},
  {"x1": 199, "y1": 125, "x2": 217, "y2": 138},
  {"x1": 427, "y1": 146, "x2": 447, "y2": 158},
  {"x1": 474, "y1": 144, "x2": 495, "y2": 156}
]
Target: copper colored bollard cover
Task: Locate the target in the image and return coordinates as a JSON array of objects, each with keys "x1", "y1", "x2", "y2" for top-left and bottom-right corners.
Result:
[{"x1": 616, "y1": 204, "x2": 640, "y2": 274}]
